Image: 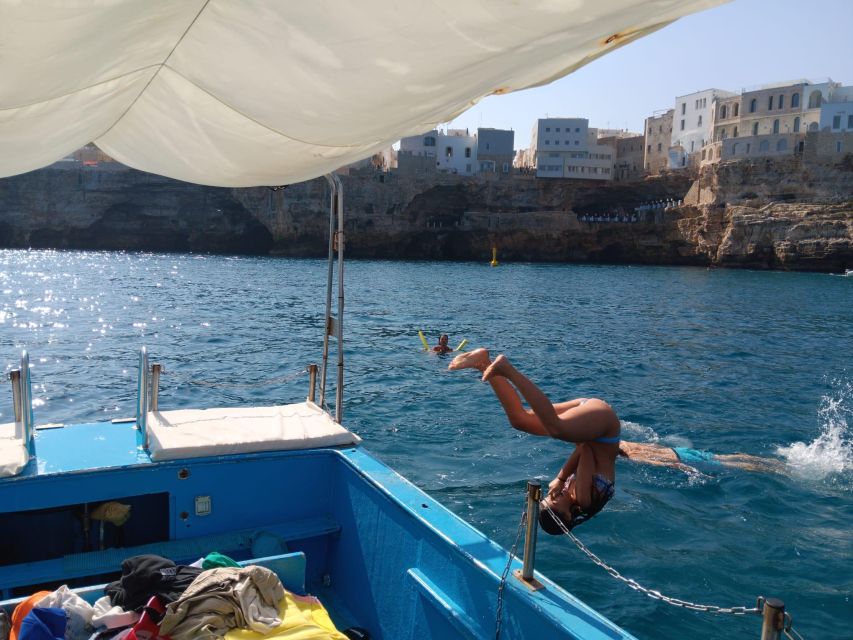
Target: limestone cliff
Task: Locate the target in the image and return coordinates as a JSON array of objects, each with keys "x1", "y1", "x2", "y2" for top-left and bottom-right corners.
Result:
[{"x1": 0, "y1": 157, "x2": 850, "y2": 271}]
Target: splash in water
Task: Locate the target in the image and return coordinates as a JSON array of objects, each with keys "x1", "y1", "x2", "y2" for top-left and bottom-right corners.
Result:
[{"x1": 777, "y1": 378, "x2": 852, "y2": 480}]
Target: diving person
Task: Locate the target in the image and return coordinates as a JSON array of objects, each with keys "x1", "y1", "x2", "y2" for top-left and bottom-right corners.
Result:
[
  {"x1": 449, "y1": 348, "x2": 619, "y2": 534},
  {"x1": 432, "y1": 334, "x2": 453, "y2": 354},
  {"x1": 618, "y1": 441, "x2": 784, "y2": 474}
]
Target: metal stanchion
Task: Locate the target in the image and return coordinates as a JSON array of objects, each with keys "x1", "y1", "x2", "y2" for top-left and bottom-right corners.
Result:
[
  {"x1": 307, "y1": 364, "x2": 318, "y2": 403},
  {"x1": 759, "y1": 598, "x2": 785, "y2": 640},
  {"x1": 514, "y1": 480, "x2": 543, "y2": 590},
  {"x1": 9, "y1": 369, "x2": 22, "y2": 436},
  {"x1": 136, "y1": 347, "x2": 150, "y2": 449},
  {"x1": 150, "y1": 363, "x2": 162, "y2": 411}
]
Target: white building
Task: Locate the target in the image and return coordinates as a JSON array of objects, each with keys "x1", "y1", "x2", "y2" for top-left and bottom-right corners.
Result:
[
  {"x1": 435, "y1": 128, "x2": 477, "y2": 175},
  {"x1": 531, "y1": 118, "x2": 613, "y2": 180},
  {"x1": 398, "y1": 128, "x2": 477, "y2": 175},
  {"x1": 819, "y1": 85, "x2": 853, "y2": 132},
  {"x1": 670, "y1": 88, "x2": 736, "y2": 168}
]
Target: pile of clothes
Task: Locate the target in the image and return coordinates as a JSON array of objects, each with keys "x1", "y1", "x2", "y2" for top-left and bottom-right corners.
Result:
[{"x1": 5, "y1": 553, "x2": 352, "y2": 640}]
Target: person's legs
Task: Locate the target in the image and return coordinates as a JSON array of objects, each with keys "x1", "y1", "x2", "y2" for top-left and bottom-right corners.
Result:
[
  {"x1": 715, "y1": 453, "x2": 785, "y2": 474},
  {"x1": 450, "y1": 348, "x2": 549, "y2": 435}
]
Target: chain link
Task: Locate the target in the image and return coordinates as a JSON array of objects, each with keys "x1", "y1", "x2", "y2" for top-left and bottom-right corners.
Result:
[
  {"x1": 543, "y1": 506, "x2": 762, "y2": 616},
  {"x1": 163, "y1": 367, "x2": 307, "y2": 389},
  {"x1": 495, "y1": 506, "x2": 527, "y2": 640},
  {"x1": 783, "y1": 612, "x2": 807, "y2": 640}
]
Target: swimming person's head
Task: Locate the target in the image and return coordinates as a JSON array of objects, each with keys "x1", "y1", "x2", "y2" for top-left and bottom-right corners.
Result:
[{"x1": 438, "y1": 334, "x2": 449, "y2": 346}]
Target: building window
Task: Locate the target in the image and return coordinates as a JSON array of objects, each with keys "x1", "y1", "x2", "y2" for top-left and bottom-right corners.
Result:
[
  {"x1": 575, "y1": 127, "x2": 580, "y2": 132},
  {"x1": 445, "y1": 146, "x2": 453, "y2": 158},
  {"x1": 720, "y1": 105, "x2": 727, "y2": 119},
  {"x1": 465, "y1": 147, "x2": 471, "y2": 158},
  {"x1": 837, "y1": 141, "x2": 843, "y2": 153},
  {"x1": 808, "y1": 92, "x2": 822, "y2": 109},
  {"x1": 716, "y1": 147, "x2": 721, "y2": 158},
  {"x1": 768, "y1": 96, "x2": 774, "y2": 110},
  {"x1": 773, "y1": 119, "x2": 780, "y2": 134},
  {"x1": 555, "y1": 127, "x2": 560, "y2": 132},
  {"x1": 647, "y1": 144, "x2": 651, "y2": 153},
  {"x1": 424, "y1": 136, "x2": 436, "y2": 147},
  {"x1": 502, "y1": 162, "x2": 509, "y2": 173},
  {"x1": 485, "y1": 143, "x2": 490, "y2": 150},
  {"x1": 759, "y1": 140, "x2": 770, "y2": 152},
  {"x1": 545, "y1": 127, "x2": 550, "y2": 132},
  {"x1": 690, "y1": 141, "x2": 695, "y2": 152},
  {"x1": 544, "y1": 140, "x2": 549, "y2": 145},
  {"x1": 746, "y1": 143, "x2": 751, "y2": 153},
  {"x1": 734, "y1": 103, "x2": 739, "y2": 117},
  {"x1": 793, "y1": 117, "x2": 800, "y2": 133},
  {"x1": 681, "y1": 103, "x2": 686, "y2": 115},
  {"x1": 721, "y1": 128, "x2": 727, "y2": 140},
  {"x1": 752, "y1": 122, "x2": 759, "y2": 136},
  {"x1": 776, "y1": 139, "x2": 787, "y2": 152},
  {"x1": 657, "y1": 143, "x2": 662, "y2": 152},
  {"x1": 659, "y1": 125, "x2": 663, "y2": 133},
  {"x1": 791, "y1": 93, "x2": 800, "y2": 108},
  {"x1": 574, "y1": 140, "x2": 579, "y2": 145},
  {"x1": 848, "y1": 115, "x2": 853, "y2": 129},
  {"x1": 698, "y1": 115, "x2": 703, "y2": 126},
  {"x1": 832, "y1": 115, "x2": 841, "y2": 129},
  {"x1": 701, "y1": 149, "x2": 706, "y2": 160},
  {"x1": 750, "y1": 98, "x2": 757, "y2": 113},
  {"x1": 466, "y1": 163, "x2": 472, "y2": 172},
  {"x1": 778, "y1": 94, "x2": 784, "y2": 109},
  {"x1": 733, "y1": 126, "x2": 738, "y2": 137},
  {"x1": 680, "y1": 119, "x2": 685, "y2": 130},
  {"x1": 733, "y1": 142, "x2": 740, "y2": 155}
]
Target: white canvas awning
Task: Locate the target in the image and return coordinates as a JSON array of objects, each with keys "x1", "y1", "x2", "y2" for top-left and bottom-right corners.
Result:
[{"x1": 0, "y1": 0, "x2": 724, "y2": 187}]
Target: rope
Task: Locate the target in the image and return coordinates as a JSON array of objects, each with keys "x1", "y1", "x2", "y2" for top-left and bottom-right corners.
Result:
[
  {"x1": 495, "y1": 507, "x2": 527, "y2": 640},
  {"x1": 163, "y1": 367, "x2": 307, "y2": 389},
  {"x1": 543, "y1": 506, "x2": 761, "y2": 616}
]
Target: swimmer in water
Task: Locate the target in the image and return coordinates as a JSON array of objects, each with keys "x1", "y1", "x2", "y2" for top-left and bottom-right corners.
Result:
[
  {"x1": 449, "y1": 348, "x2": 620, "y2": 534},
  {"x1": 619, "y1": 441, "x2": 784, "y2": 474},
  {"x1": 432, "y1": 334, "x2": 453, "y2": 354}
]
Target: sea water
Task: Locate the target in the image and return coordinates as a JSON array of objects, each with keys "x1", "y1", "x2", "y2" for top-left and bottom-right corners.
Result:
[{"x1": 1, "y1": 250, "x2": 850, "y2": 640}]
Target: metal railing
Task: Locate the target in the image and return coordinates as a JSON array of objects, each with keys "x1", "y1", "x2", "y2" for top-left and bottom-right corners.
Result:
[{"x1": 320, "y1": 173, "x2": 345, "y2": 423}]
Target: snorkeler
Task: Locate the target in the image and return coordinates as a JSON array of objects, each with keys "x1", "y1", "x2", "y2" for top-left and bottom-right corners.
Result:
[
  {"x1": 449, "y1": 348, "x2": 620, "y2": 534},
  {"x1": 432, "y1": 334, "x2": 453, "y2": 354},
  {"x1": 618, "y1": 441, "x2": 784, "y2": 474}
]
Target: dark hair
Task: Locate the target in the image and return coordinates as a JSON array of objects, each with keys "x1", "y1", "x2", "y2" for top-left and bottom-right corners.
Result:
[
  {"x1": 539, "y1": 507, "x2": 571, "y2": 535},
  {"x1": 539, "y1": 496, "x2": 608, "y2": 535}
]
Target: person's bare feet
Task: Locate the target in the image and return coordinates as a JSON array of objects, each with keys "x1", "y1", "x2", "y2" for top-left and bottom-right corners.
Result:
[
  {"x1": 448, "y1": 348, "x2": 491, "y2": 371},
  {"x1": 482, "y1": 354, "x2": 512, "y2": 381}
]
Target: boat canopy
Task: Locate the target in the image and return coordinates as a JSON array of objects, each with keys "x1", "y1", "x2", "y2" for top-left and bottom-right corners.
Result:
[{"x1": 0, "y1": 0, "x2": 723, "y2": 187}]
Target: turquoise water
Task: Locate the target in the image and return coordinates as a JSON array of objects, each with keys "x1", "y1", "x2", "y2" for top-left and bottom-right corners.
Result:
[{"x1": 1, "y1": 250, "x2": 851, "y2": 639}]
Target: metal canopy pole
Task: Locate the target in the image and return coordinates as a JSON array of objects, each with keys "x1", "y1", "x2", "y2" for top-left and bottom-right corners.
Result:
[{"x1": 320, "y1": 173, "x2": 344, "y2": 423}]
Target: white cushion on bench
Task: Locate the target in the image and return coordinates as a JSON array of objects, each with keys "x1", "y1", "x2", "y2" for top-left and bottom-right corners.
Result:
[
  {"x1": 0, "y1": 422, "x2": 29, "y2": 478},
  {"x1": 146, "y1": 401, "x2": 360, "y2": 461}
]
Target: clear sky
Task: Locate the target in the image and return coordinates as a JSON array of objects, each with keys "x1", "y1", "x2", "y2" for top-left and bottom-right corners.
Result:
[{"x1": 444, "y1": 0, "x2": 853, "y2": 149}]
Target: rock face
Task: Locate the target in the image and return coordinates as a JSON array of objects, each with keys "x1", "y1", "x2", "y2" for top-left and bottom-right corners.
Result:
[
  {"x1": 0, "y1": 157, "x2": 850, "y2": 271},
  {"x1": 0, "y1": 166, "x2": 273, "y2": 254}
]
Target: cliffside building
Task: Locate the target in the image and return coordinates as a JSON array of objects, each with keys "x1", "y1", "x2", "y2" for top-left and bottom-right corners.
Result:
[
  {"x1": 644, "y1": 109, "x2": 673, "y2": 175},
  {"x1": 598, "y1": 132, "x2": 644, "y2": 182},
  {"x1": 702, "y1": 79, "x2": 850, "y2": 166},
  {"x1": 476, "y1": 128, "x2": 514, "y2": 176},
  {"x1": 531, "y1": 117, "x2": 613, "y2": 180},
  {"x1": 669, "y1": 88, "x2": 737, "y2": 169},
  {"x1": 398, "y1": 128, "x2": 477, "y2": 176}
]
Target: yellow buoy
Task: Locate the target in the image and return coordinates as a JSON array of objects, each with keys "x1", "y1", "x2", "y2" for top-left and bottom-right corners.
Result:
[
  {"x1": 418, "y1": 330, "x2": 430, "y2": 351},
  {"x1": 454, "y1": 339, "x2": 468, "y2": 351}
]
